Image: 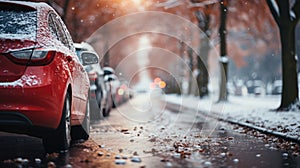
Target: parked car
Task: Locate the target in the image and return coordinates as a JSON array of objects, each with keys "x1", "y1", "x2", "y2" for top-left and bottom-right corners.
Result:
[
  {"x1": 118, "y1": 80, "x2": 131, "y2": 103},
  {"x1": 74, "y1": 42, "x2": 112, "y2": 120},
  {"x1": 103, "y1": 67, "x2": 122, "y2": 108},
  {"x1": 234, "y1": 84, "x2": 248, "y2": 96},
  {"x1": 271, "y1": 80, "x2": 282, "y2": 95},
  {"x1": 103, "y1": 67, "x2": 115, "y2": 110},
  {"x1": 0, "y1": 1, "x2": 98, "y2": 152},
  {"x1": 246, "y1": 80, "x2": 265, "y2": 95},
  {"x1": 105, "y1": 74, "x2": 121, "y2": 108},
  {"x1": 227, "y1": 80, "x2": 248, "y2": 96}
]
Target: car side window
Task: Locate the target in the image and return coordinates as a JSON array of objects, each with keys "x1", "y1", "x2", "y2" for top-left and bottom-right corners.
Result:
[
  {"x1": 48, "y1": 13, "x2": 59, "y2": 41},
  {"x1": 63, "y1": 25, "x2": 75, "y2": 52},
  {"x1": 48, "y1": 12, "x2": 78, "y2": 61},
  {"x1": 48, "y1": 13, "x2": 69, "y2": 49},
  {"x1": 54, "y1": 13, "x2": 75, "y2": 53}
]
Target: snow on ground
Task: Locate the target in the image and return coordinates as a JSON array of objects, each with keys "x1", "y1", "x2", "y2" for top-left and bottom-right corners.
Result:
[{"x1": 164, "y1": 94, "x2": 300, "y2": 141}]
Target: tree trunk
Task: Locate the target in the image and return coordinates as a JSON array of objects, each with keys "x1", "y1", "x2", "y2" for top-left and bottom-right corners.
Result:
[
  {"x1": 266, "y1": 0, "x2": 300, "y2": 110},
  {"x1": 278, "y1": 25, "x2": 299, "y2": 109},
  {"x1": 218, "y1": 0, "x2": 228, "y2": 102},
  {"x1": 103, "y1": 41, "x2": 110, "y2": 67},
  {"x1": 176, "y1": 40, "x2": 185, "y2": 95},
  {"x1": 62, "y1": 0, "x2": 70, "y2": 22},
  {"x1": 188, "y1": 46, "x2": 194, "y2": 95},
  {"x1": 197, "y1": 36, "x2": 209, "y2": 98},
  {"x1": 195, "y1": 10, "x2": 210, "y2": 98}
]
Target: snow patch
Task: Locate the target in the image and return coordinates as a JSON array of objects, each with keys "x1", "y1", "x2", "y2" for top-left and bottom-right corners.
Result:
[
  {"x1": 0, "y1": 10, "x2": 36, "y2": 41},
  {"x1": 165, "y1": 94, "x2": 300, "y2": 139},
  {"x1": 219, "y1": 56, "x2": 229, "y2": 63},
  {"x1": 0, "y1": 75, "x2": 41, "y2": 87}
]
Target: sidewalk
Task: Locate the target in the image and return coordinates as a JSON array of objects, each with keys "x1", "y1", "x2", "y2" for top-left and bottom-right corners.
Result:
[{"x1": 164, "y1": 94, "x2": 300, "y2": 142}]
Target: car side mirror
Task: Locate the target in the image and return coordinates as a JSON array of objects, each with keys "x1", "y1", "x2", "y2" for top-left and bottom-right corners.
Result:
[
  {"x1": 81, "y1": 51, "x2": 99, "y2": 66},
  {"x1": 105, "y1": 75, "x2": 115, "y2": 82},
  {"x1": 108, "y1": 77, "x2": 115, "y2": 82}
]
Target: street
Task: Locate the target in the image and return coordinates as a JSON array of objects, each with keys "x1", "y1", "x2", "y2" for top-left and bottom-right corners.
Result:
[
  {"x1": 0, "y1": 93, "x2": 299, "y2": 168},
  {"x1": 1, "y1": 0, "x2": 300, "y2": 168}
]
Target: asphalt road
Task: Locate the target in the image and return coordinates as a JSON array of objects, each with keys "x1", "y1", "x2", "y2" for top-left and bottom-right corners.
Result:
[{"x1": 0, "y1": 92, "x2": 299, "y2": 168}]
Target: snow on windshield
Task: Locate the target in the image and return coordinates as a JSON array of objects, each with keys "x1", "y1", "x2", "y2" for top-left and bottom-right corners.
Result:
[{"x1": 0, "y1": 9, "x2": 36, "y2": 40}]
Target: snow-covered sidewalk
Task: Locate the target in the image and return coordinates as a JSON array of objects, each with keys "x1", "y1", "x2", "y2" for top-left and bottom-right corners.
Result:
[{"x1": 164, "y1": 94, "x2": 300, "y2": 142}]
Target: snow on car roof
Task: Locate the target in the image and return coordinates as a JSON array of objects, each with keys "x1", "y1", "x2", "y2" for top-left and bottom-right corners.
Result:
[{"x1": 74, "y1": 42, "x2": 97, "y2": 53}]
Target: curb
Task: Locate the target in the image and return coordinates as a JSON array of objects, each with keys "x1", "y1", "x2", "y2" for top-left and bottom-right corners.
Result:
[{"x1": 165, "y1": 101, "x2": 300, "y2": 144}]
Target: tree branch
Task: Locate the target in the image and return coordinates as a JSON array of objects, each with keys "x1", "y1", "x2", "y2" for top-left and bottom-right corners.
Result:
[
  {"x1": 186, "y1": 0, "x2": 219, "y2": 8},
  {"x1": 266, "y1": 0, "x2": 280, "y2": 25},
  {"x1": 156, "y1": 0, "x2": 183, "y2": 9},
  {"x1": 62, "y1": 0, "x2": 70, "y2": 22},
  {"x1": 47, "y1": 0, "x2": 63, "y2": 16},
  {"x1": 292, "y1": 0, "x2": 300, "y2": 22}
]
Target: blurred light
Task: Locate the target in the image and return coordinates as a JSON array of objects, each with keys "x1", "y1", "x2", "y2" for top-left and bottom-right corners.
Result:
[
  {"x1": 159, "y1": 81, "x2": 166, "y2": 89},
  {"x1": 120, "y1": 84, "x2": 127, "y2": 90},
  {"x1": 118, "y1": 89, "x2": 124, "y2": 95},
  {"x1": 131, "y1": 0, "x2": 142, "y2": 5},
  {"x1": 154, "y1": 77, "x2": 161, "y2": 84},
  {"x1": 150, "y1": 82, "x2": 156, "y2": 89}
]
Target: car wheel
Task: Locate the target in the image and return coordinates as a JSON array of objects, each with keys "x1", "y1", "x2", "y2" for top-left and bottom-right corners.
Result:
[
  {"x1": 71, "y1": 95, "x2": 90, "y2": 140},
  {"x1": 112, "y1": 95, "x2": 117, "y2": 108},
  {"x1": 103, "y1": 96, "x2": 111, "y2": 117},
  {"x1": 90, "y1": 91, "x2": 101, "y2": 121},
  {"x1": 96, "y1": 89, "x2": 102, "y2": 108},
  {"x1": 96, "y1": 89, "x2": 104, "y2": 119},
  {"x1": 43, "y1": 93, "x2": 71, "y2": 153}
]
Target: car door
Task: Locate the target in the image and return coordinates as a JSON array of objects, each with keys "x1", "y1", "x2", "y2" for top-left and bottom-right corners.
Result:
[{"x1": 50, "y1": 13, "x2": 88, "y2": 121}]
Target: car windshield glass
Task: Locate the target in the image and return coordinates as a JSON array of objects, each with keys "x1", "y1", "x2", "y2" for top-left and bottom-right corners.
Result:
[
  {"x1": 84, "y1": 65, "x2": 93, "y2": 72},
  {"x1": 0, "y1": 7, "x2": 37, "y2": 40}
]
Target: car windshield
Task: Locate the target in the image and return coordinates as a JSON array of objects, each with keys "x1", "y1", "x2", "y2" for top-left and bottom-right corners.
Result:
[{"x1": 0, "y1": 7, "x2": 37, "y2": 40}]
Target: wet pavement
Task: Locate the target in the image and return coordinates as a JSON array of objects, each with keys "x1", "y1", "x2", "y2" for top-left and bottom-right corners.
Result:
[{"x1": 0, "y1": 93, "x2": 299, "y2": 167}]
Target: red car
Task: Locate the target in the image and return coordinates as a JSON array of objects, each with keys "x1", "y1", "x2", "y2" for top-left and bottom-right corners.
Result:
[{"x1": 0, "y1": 1, "x2": 98, "y2": 152}]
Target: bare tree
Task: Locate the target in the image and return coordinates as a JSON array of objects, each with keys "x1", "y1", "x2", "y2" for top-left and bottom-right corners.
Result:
[
  {"x1": 266, "y1": 0, "x2": 300, "y2": 110},
  {"x1": 218, "y1": 0, "x2": 228, "y2": 101},
  {"x1": 195, "y1": 9, "x2": 210, "y2": 98},
  {"x1": 61, "y1": 0, "x2": 70, "y2": 22}
]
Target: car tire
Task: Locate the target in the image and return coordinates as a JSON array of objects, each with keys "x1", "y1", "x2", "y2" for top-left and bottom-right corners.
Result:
[
  {"x1": 112, "y1": 95, "x2": 117, "y2": 108},
  {"x1": 103, "y1": 96, "x2": 111, "y2": 117},
  {"x1": 96, "y1": 89, "x2": 104, "y2": 119},
  {"x1": 90, "y1": 91, "x2": 101, "y2": 121},
  {"x1": 43, "y1": 93, "x2": 71, "y2": 153},
  {"x1": 103, "y1": 108, "x2": 110, "y2": 117},
  {"x1": 71, "y1": 95, "x2": 90, "y2": 140}
]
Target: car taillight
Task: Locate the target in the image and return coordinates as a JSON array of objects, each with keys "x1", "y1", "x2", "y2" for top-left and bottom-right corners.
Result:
[
  {"x1": 118, "y1": 88, "x2": 124, "y2": 95},
  {"x1": 7, "y1": 49, "x2": 55, "y2": 66}
]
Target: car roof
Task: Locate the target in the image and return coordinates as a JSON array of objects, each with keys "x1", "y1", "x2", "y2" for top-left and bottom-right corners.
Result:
[
  {"x1": 103, "y1": 67, "x2": 114, "y2": 72},
  {"x1": 74, "y1": 42, "x2": 96, "y2": 52}
]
